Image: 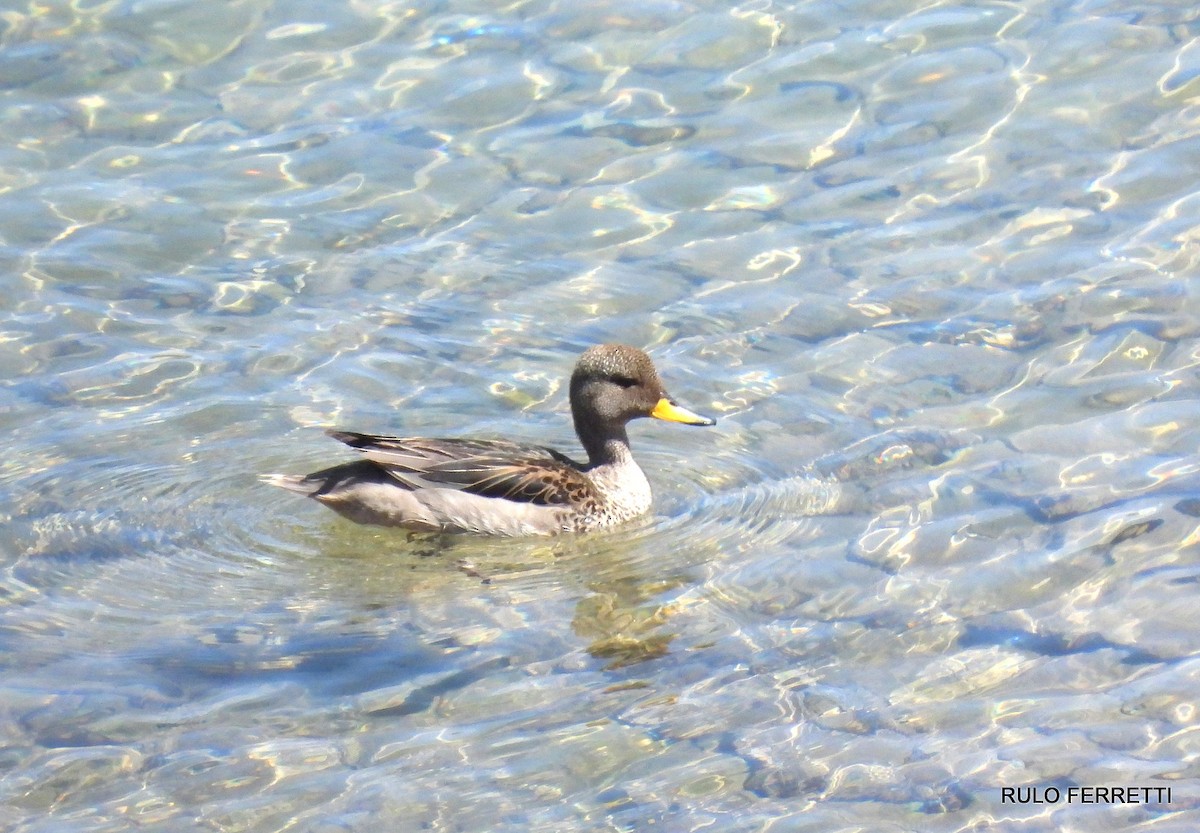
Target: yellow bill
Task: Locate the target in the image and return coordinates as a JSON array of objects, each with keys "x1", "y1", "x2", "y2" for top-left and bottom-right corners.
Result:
[{"x1": 651, "y1": 397, "x2": 716, "y2": 426}]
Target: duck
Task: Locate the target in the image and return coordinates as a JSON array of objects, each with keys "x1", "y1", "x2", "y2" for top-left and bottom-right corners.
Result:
[{"x1": 263, "y1": 343, "x2": 715, "y2": 536}]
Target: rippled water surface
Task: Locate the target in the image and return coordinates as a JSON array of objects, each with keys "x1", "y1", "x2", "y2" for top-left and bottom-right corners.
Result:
[{"x1": 3, "y1": 0, "x2": 1200, "y2": 830}]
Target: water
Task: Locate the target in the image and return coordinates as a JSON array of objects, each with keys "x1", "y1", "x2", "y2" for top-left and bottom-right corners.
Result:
[{"x1": 2, "y1": 0, "x2": 1198, "y2": 830}]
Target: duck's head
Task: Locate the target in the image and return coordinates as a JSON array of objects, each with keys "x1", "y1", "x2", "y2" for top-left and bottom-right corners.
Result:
[{"x1": 568, "y1": 344, "x2": 715, "y2": 441}]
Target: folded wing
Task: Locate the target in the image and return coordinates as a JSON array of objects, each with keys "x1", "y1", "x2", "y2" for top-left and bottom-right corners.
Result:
[{"x1": 326, "y1": 430, "x2": 586, "y2": 505}]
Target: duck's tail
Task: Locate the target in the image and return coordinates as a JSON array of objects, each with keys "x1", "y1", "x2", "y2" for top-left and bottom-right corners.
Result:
[{"x1": 260, "y1": 473, "x2": 321, "y2": 496}]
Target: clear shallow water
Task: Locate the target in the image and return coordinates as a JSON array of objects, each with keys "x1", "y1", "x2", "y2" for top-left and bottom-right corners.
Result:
[{"x1": 2, "y1": 0, "x2": 1199, "y2": 830}]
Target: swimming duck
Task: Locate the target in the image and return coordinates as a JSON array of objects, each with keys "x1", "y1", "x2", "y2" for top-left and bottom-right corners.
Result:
[{"x1": 264, "y1": 343, "x2": 714, "y2": 535}]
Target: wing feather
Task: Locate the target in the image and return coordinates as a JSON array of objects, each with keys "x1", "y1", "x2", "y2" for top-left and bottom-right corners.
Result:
[{"x1": 326, "y1": 430, "x2": 587, "y2": 505}]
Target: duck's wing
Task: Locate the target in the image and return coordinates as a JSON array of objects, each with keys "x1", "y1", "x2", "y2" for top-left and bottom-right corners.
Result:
[{"x1": 327, "y1": 430, "x2": 587, "y2": 506}]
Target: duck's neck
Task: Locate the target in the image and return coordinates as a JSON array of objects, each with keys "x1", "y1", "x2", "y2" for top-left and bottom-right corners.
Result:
[
  {"x1": 577, "y1": 421, "x2": 632, "y2": 468},
  {"x1": 576, "y1": 420, "x2": 652, "y2": 515}
]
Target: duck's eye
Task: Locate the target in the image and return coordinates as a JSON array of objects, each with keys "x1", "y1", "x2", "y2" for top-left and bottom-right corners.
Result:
[{"x1": 612, "y1": 375, "x2": 639, "y2": 388}]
